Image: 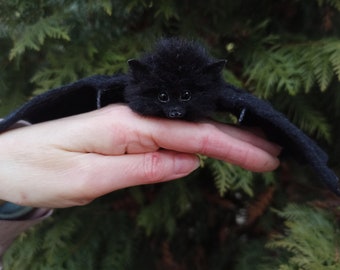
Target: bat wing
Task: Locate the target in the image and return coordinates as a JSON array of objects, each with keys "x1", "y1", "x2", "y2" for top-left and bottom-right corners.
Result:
[
  {"x1": 218, "y1": 82, "x2": 340, "y2": 195},
  {"x1": 0, "y1": 74, "x2": 128, "y2": 132}
]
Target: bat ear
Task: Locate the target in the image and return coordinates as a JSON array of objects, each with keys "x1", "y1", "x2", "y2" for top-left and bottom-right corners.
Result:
[
  {"x1": 202, "y1": 60, "x2": 226, "y2": 74},
  {"x1": 128, "y1": 59, "x2": 150, "y2": 80}
]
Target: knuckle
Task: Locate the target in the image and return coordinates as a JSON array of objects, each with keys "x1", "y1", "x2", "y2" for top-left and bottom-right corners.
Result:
[
  {"x1": 198, "y1": 134, "x2": 210, "y2": 155},
  {"x1": 143, "y1": 152, "x2": 165, "y2": 182},
  {"x1": 240, "y1": 148, "x2": 252, "y2": 166},
  {"x1": 197, "y1": 125, "x2": 221, "y2": 155},
  {"x1": 109, "y1": 125, "x2": 129, "y2": 153},
  {"x1": 237, "y1": 147, "x2": 261, "y2": 172}
]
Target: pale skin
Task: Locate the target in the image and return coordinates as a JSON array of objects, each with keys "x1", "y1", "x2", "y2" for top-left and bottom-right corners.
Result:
[{"x1": 0, "y1": 105, "x2": 281, "y2": 208}]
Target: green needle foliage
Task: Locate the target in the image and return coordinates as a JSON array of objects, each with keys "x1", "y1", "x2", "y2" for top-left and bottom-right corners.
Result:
[
  {"x1": 1, "y1": 0, "x2": 340, "y2": 269},
  {"x1": 263, "y1": 204, "x2": 340, "y2": 269}
]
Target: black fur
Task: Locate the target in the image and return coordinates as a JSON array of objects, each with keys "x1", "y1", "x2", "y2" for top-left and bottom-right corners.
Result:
[
  {"x1": 125, "y1": 39, "x2": 223, "y2": 120},
  {"x1": 0, "y1": 38, "x2": 339, "y2": 195}
]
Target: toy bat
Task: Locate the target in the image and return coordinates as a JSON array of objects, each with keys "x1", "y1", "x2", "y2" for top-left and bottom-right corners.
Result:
[{"x1": 0, "y1": 38, "x2": 339, "y2": 195}]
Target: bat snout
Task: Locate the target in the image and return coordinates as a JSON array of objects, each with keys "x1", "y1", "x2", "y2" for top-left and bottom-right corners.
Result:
[{"x1": 167, "y1": 107, "x2": 185, "y2": 119}]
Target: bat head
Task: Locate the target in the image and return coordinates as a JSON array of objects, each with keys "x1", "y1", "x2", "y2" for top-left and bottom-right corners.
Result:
[{"x1": 124, "y1": 38, "x2": 226, "y2": 120}]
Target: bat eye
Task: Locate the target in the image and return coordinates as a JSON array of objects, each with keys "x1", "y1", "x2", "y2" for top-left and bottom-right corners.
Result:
[
  {"x1": 158, "y1": 91, "x2": 170, "y2": 103},
  {"x1": 180, "y1": 90, "x2": 191, "y2": 101}
]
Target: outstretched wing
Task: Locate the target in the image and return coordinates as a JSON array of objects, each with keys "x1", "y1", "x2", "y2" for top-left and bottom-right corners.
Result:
[
  {"x1": 0, "y1": 74, "x2": 128, "y2": 132},
  {"x1": 218, "y1": 82, "x2": 340, "y2": 196}
]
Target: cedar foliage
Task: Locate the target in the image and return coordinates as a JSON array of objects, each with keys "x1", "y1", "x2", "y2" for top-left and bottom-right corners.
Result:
[{"x1": 1, "y1": 0, "x2": 340, "y2": 269}]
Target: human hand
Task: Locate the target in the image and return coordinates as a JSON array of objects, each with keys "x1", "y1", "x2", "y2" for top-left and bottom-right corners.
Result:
[{"x1": 0, "y1": 105, "x2": 280, "y2": 208}]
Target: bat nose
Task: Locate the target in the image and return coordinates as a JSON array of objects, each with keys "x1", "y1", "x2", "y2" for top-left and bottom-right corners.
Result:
[{"x1": 168, "y1": 107, "x2": 185, "y2": 118}]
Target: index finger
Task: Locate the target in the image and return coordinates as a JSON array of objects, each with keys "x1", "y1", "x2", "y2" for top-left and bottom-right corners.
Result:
[{"x1": 148, "y1": 118, "x2": 280, "y2": 172}]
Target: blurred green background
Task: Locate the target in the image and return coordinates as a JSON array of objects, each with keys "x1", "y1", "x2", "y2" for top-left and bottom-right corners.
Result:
[{"x1": 1, "y1": 0, "x2": 340, "y2": 269}]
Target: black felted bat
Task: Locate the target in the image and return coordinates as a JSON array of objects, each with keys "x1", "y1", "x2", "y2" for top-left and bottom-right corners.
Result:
[{"x1": 1, "y1": 38, "x2": 339, "y2": 195}]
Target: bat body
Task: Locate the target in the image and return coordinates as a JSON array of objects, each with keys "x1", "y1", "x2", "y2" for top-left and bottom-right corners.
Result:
[{"x1": 1, "y1": 38, "x2": 339, "y2": 195}]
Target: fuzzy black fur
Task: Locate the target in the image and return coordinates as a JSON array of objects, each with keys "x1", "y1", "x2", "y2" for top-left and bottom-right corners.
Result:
[
  {"x1": 125, "y1": 38, "x2": 225, "y2": 120},
  {"x1": 0, "y1": 38, "x2": 339, "y2": 196}
]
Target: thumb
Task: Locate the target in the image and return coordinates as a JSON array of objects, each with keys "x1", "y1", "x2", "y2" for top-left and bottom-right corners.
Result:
[{"x1": 46, "y1": 151, "x2": 200, "y2": 208}]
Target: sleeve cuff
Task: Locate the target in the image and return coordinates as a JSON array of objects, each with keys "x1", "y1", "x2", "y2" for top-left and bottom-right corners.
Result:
[
  {"x1": 0, "y1": 202, "x2": 34, "y2": 220},
  {"x1": 0, "y1": 208, "x2": 53, "y2": 257}
]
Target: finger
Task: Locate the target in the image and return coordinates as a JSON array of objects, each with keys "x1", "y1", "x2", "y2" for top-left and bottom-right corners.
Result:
[
  {"x1": 46, "y1": 151, "x2": 200, "y2": 208},
  {"x1": 141, "y1": 117, "x2": 279, "y2": 172},
  {"x1": 210, "y1": 122, "x2": 282, "y2": 156}
]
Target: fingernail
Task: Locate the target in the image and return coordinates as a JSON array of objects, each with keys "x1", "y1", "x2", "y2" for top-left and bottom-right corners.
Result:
[{"x1": 174, "y1": 154, "x2": 200, "y2": 176}]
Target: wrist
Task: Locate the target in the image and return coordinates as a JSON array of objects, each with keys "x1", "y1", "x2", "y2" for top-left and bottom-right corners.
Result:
[{"x1": 0, "y1": 119, "x2": 34, "y2": 220}]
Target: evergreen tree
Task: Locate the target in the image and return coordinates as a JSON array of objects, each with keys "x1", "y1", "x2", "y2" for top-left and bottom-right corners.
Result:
[{"x1": 1, "y1": 0, "x2": 340, "y2": 269}]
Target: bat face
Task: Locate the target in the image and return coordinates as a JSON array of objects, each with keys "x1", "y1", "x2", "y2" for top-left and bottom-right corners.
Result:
[
  {"x1": 125, "y1": 73, "x2": 218, "y2": 120},
  {"x1": 124, "y1": 38, "x2": 226, "y2": 120}
]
